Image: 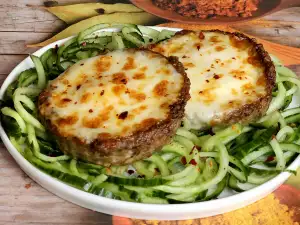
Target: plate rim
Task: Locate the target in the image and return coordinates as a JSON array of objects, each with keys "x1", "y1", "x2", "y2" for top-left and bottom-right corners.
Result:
[{"x1": 0, "y1": 26, "x2": 299, "y2": 220}]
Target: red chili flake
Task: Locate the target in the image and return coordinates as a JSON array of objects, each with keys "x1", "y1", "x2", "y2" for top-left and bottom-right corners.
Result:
[
  {"x1": 205, "y1": 80, "x2": 210, "y2": 83},
  {"x1": 76, "y1": 85, "x2": 81, "y2": 90},
  {"x1": 100, "y1": 90, "x2": 105, "y2": 96},
  {"x1": 127, "y1": 169, "x2": 134, "y2": 175},
  {"x1": 196, "y1": 45, "x2": 201, "y2": 51},
  {"x1": 89, "y1": 109, "x2": 93, "y2": 113},
  {"x1": 24, "y1": 183, "x2": 31, "y2": 189},
  {"x1": 121, "y1": 79, "x2": 127, "y2": 84},
  {"x1": 181, "y1": 156, "x2": 187, "y2": 165},
  {"x1": 80, "y1": 63, "x2": 84, "y2": 66},
  {"x1": 189, "y1": 159, "x2": 197, "y2": 165},
  {"x1": 118, "y1": 111, "x2": 128, "y2": 120},
  {"x1": 190, "y1": 146, "x2": 197, "y2": 155},
  {"x1": 62, "y1": 98, "x2": 72, "y2": 102},
  {"x1": 232, "y1": 57, "x2": 236, "y2": 60},
  {"x1": 74, "y1": 101, "x2": 77, "y2": 104},
  {"x1": 199, "y1": 91, "x2": 203, "y2": 94},
  {"x1": 213, "y1": 74, "x2": 220, "y2": 79},
  {"x1": 82, "y1": 42, "x2": 87, "y2": 46},
  {"x1": 199, "y1": 32, "x2": 205, "y2": 40},
  {"x1": 266, "y1": 156, "x2": 275, "y2": 162}
]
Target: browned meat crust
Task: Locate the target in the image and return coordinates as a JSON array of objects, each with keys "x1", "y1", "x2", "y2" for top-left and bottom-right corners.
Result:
[
  {"x1": 38, "y1": 50, "x2": 190, "y2": 166},
  {"x1": 149, "y1": 29, "x2": 276, "y2": 127},
  {"x1": 153, "y1": 0, "x2": 261, "y2": 18}
]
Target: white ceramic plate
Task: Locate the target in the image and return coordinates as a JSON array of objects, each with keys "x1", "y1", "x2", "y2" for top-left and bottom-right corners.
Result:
[{"x1": 1, "y1": 27, "x2": 300, "y2": 220}]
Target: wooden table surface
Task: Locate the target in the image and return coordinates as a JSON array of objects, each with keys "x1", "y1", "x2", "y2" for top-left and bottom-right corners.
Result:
[{"x1": 1, "y1": 1, "x2": 300, "y2": 224}]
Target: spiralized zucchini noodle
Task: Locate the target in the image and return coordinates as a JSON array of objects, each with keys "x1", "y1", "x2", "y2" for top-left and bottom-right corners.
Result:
[{"x1": 1, "y1": 24, "x2": 300, "y2": 204}]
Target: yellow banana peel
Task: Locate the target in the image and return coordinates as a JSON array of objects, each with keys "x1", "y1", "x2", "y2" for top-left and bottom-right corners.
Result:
[
  {"x1": 27, "y1": 12, "x2": 161, "y2": 47},
  {"x1": 46, "y1": 3, "x2": 143, "y2": 24}
]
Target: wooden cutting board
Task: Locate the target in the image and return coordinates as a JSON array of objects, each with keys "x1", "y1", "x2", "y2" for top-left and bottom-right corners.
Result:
[{"x1": 158, "y1": 23, "x2": 300, "y2": 66}]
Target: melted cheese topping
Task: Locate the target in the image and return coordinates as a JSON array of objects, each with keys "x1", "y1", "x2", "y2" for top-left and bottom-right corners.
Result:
[
  {"x1": 39, "y1": 50, "x2": 184, "y2": 143},
  {"x1": 151, "y1": 31, "x2": 266, "y2": 129}
]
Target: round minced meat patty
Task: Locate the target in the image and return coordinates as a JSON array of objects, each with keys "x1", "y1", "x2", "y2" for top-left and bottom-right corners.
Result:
[
  {"x1": 38, "y1": 49, "x2": 190, "y2": 166},
  {"x1": 149, "y1": 30, "x2": 276, "y2": 130}
]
